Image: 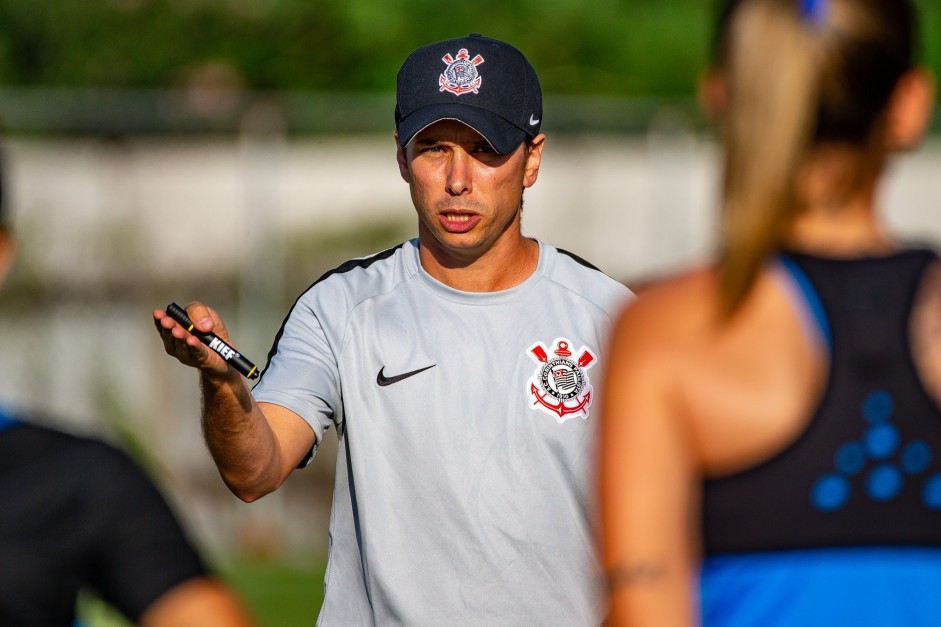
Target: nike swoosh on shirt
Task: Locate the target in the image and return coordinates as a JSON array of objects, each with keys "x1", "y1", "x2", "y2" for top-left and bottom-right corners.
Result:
[{"x1": 376, "y1": 364, "x2": 436, "y2": 387}]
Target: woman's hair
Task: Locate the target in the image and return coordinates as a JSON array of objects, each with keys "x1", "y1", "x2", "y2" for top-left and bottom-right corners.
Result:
[{"x1": 712, "y1": 0, "x2": 917, "y2": 315}]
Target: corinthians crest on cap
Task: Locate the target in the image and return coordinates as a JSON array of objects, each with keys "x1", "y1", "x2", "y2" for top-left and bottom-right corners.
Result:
[
  {"x1": 439, "y1": 48, "x2": 485, "y2": 96},
  {"x1": 527, "y1": 338, "x2": 597, "y2": 423}
]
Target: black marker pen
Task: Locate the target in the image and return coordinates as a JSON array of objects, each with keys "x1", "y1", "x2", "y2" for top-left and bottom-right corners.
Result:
[{"x1": 165, "y1": 302, "x2": 260, "y2": 380}]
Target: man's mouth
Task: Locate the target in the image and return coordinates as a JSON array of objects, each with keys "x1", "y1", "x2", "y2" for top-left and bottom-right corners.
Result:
[{"x1": 439, "y1": 212, "x2": 481, "y2": 232}]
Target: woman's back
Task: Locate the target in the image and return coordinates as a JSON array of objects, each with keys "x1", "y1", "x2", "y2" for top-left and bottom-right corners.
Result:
[
  {"x1": 700, "y1": 250, "x2": 941, "y2": 624},
  {"x1": 603, "y1": 250, "x2": 941, "y2": 625},
  {"x1": 635, "y1": 252, "x2": 941, "y2": 476}
]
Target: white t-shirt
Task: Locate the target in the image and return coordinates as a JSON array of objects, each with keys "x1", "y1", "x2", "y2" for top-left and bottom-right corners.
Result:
[{"x1": 253, "y1": 238, "x2": 633, "y2": 626}]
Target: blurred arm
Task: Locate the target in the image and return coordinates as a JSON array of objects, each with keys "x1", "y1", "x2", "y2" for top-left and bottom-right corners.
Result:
[
  {"x1": 139, "y1": 577, "x2": 256, "y2": 627},
  {"x1": 599, "y1": 302, "x2": 699, "y2": 627}
]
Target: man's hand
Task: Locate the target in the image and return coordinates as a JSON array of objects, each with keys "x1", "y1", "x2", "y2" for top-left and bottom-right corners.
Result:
[{"x1": 153, "y1": 301, "x2": 233, "y2": 378}]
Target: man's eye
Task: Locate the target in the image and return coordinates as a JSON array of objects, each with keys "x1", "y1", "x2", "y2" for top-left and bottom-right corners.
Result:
[{"x1": 473, "y1": 145, "x2": 496, "y2": 155}]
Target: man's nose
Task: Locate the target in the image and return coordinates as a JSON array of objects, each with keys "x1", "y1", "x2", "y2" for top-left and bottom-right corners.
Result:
[{"x1": 445, "y1": 149, "x2": 472, "y2": 196}]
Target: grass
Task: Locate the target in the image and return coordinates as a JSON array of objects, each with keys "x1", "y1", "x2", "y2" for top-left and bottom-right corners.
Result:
[{"x1": 224, "y1": 556, "x2": 326, "y2": 626}]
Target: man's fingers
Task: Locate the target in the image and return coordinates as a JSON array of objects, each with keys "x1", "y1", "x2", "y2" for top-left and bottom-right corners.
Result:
[
  {"x1": 154, "y1": 307, "x2": 206, "y2": 365},
  {"x1": 153, "y1": 303, "x2": 232, "y2": 376},
  {"x1": 185, "y1": 301, "x2": 217, "y2": 334}
]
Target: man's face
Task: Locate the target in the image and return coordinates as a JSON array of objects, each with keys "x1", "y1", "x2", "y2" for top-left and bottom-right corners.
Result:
[{"x1": 396, "y1": 120, "x2": 544, "y2": 266}]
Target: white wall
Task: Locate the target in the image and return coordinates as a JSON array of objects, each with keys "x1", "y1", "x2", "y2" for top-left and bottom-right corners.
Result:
[{"x1": 2, "y1": 133, "x2": 939, "y2": 554}]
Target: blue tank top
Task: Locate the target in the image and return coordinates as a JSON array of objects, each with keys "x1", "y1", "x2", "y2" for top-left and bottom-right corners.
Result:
[{"x1": 699, "y1": 249, "x2": 941, "y2": 626}]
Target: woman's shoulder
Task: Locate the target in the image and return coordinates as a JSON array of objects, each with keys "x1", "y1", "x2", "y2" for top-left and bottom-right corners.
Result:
[{"x1": 618, "y1": 266, "x2": 721, "y2": 341}]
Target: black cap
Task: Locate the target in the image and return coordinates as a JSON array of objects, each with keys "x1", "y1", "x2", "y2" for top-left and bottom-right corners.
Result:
[{"x1": 395, "y1": 34, "x2": 543, "y2": 155}]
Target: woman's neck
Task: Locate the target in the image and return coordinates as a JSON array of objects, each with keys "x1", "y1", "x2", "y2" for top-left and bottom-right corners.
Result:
[
  {"x1": 785, "y1": 146, "x2": 892, "y2": 257},
  {"x1": 785, "y1": 196, "x2": 893, "y2": 258}
]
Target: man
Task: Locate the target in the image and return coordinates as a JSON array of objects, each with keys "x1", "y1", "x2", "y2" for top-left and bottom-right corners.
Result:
[
  {"x1": 155, "y1": 34, "x2": 632, "y2": 625},
  {"x1": 0, "y1": 151, "x2": 254, "y2": 626}
]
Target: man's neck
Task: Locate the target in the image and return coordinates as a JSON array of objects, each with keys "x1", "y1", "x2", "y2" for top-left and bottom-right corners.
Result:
[{"x1": 418, "y1": 236, "x2": 540, "y2": 292}]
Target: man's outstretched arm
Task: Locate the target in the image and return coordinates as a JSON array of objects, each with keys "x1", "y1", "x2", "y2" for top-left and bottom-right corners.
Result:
[{"x1": 153, "y1": 302, "x2": 314, "y2": 501}]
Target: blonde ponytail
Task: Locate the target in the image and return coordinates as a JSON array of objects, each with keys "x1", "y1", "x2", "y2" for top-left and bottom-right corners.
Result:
[{"x1": 717, "y1": 0, "x2": 821, "y2": 316}]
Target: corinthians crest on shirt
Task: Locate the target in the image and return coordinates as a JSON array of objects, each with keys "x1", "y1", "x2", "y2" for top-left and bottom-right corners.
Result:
[
  {"x1": 527, "y1": 338, "x2": 597, "y2": 423},
  {"x1": 439, "y1": 48, "x2": 485, "y2": 96}
]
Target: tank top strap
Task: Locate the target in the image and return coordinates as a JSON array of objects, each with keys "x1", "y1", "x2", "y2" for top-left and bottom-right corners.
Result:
[{"x1": 0, "y1": 406, "x2": 18, "y2": 432}]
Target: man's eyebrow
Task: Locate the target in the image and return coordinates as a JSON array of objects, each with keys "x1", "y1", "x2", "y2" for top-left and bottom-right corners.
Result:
[{"x1": 412, "y1": 136, "x2": 491, "y2": 150}]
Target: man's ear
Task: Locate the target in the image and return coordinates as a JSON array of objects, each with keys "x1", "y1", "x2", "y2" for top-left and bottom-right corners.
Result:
[
  {"x1": 394, "y1": 131, "x2": 411, "y2": 183},
  {"x1": 0, "y1": 228, "x2": 16, "y2": 289},
  {"x1": 698, "y1": 68, "x2": 728, "y2": 124},
  {"x1": 884, "y1": 68, "x2": 936, "y2": 152},
  {"x1": 522, "y1": 134, "x2": 546, "y2": 189}
]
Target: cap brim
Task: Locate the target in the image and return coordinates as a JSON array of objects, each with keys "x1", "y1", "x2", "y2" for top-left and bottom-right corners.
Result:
[{"x1": 397, "y1": 103, "x2": 528, "y2": 155}]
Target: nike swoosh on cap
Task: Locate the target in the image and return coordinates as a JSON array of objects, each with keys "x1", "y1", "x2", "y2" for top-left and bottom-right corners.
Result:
[
  {"x1": 376, "y1": 364, "x2": 436, "y2": 387},
  {"x1": 529, "y1": 114, "x2": 540, "y2": 126}
]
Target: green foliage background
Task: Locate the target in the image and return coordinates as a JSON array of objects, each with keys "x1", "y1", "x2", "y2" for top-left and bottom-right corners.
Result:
[
  {"x1": 0, "y1": 1, "x2": 710, "y2": 96},
  {"x1": 2, "y1": 0, "x2": 937, "y2": 98}
]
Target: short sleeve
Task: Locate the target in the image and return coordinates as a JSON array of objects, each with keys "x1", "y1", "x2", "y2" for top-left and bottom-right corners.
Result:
[{"x1": 253, "y1": 292, "x2": 343, "y2": 449}]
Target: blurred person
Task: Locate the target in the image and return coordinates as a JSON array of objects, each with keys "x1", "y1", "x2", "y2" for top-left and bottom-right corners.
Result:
[
  {"x1": 155, "y1": 34, "x2": 633, "y2": 625},
  {"x1": 599, "y1": 0, "x2": 941, "y2": 625},
  {"x1": 0, "y1": 149, "x2": 255, "y2": 626}
]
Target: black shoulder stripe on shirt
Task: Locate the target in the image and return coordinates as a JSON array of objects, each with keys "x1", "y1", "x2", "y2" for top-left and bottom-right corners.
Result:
[
  {"x1": 556, "y1": 246, "x2": 602, "y2": 272},
  {"x1": 310, "y1": 243, "x2": 406, "y2": 287},
  {"x1": 256, "y1": 243, "x2": 406, "y2": 383}
]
